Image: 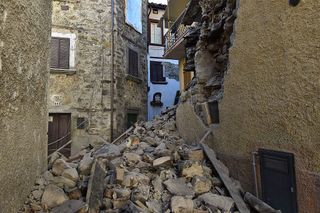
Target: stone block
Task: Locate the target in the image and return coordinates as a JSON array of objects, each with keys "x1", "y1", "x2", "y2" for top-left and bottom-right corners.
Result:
[
  {"x1": 164, "y1": 178, "x2": 195, "y2": 197},
  {"x1": 176, "y1": 102, "x2": 208, "y2": 145},
  {"x1": 171, "y1": 196, "x2": 194, "y2": 213}
]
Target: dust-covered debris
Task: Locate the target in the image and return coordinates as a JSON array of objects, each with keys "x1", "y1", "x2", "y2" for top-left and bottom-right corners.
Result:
[{"x1": 19, "y1": 107, "x2": 276, "y2": 213}]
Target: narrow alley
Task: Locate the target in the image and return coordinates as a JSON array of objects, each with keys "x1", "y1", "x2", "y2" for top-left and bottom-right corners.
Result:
[{"x1": 1, "y1": 0, "x2": 319, "y2": 212}]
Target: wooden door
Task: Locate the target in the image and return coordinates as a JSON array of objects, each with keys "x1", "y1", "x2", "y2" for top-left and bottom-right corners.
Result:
[
  {"x1": 259, "y1": 149, "x2": 298, "y2": 213},
  {"x1": 48, "y1": 113, "x2": 71, "y2": 157}
]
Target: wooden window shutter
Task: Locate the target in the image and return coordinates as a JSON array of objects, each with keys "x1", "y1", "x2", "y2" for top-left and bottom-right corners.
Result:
[
  {"x1": 58, "y1": 38, "x2": 70, "y2": 69},
  {"x1": 150, "y1": 61, "x2": 165, "y2": 83},
  {"x1": 50, "y1": 37, "x2": 70, "y2": 69},
  {"x1": 128, "y1": 48, "x2": 138, "y2": 77},
  {"x1": 50, "y1": 38, "x2": 59, "y2": 68}
]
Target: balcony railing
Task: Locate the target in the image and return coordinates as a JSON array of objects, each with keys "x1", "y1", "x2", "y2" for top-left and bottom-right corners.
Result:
[{"x1": 164, "y1": 11, "x2": 191, "y2": 55}]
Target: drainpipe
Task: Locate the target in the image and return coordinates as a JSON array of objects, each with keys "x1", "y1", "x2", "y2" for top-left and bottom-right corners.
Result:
[
  {"x1": 252, "y1": 151, "x2": 259, "y2": 197},
  {"x1": 110, "y1": 0, "x2": 115, "y2": 142}
]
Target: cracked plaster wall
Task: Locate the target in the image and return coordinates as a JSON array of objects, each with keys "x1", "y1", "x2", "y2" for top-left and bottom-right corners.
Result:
[
  {"x1": 210, "y1": 0, "x2": 320, "y2": 211},
  {"x1": 0, "y1": 0, "x2": 51, "y2": 211}
]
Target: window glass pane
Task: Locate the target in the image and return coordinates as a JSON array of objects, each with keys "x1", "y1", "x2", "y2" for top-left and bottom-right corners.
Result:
[
  {"x1": 126, "y1": 0, "x2": 142, "y2": 33},
  {"x1": 151, "y1": 22, "x2": 162, "y2": 44}
]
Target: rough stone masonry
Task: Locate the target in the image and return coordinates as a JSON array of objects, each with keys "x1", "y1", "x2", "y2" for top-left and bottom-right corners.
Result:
[{"x1": 49, "y1": 0, "x2": 148, "y2": 154}]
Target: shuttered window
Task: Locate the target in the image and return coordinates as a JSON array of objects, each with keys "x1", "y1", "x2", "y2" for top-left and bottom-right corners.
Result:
[
  {"x1": 128, "y1": 48, "x2": 139, "y2": 77},
  {"x1": 50, "y1": 37, "x2": 70, "y2": 69},
  {"x1": 150, "y1": 61, "x2": 166, "y2": 83}
]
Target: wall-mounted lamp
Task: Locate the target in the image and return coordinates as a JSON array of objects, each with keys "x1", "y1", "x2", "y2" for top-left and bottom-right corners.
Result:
[{"x1": 289, "y1": 0, "x2": 300, "y2": 6}]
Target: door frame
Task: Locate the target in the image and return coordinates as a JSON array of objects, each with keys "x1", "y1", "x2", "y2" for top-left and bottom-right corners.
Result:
[
  {"x1": 258, "y1": 149, "x2": 298, "y2": 213},
  {"x1": 48, "y1": 113, "x2": 72, "y2": 157}
]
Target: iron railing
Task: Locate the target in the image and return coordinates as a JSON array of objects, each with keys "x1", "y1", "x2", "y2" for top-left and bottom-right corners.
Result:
[{"x1": 164, "y1": 11, "x2": 191, "y2": 54}]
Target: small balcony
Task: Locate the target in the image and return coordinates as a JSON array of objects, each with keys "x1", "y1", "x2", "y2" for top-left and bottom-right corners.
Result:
[{"x1": 163, "y1": 11, "x2": 191, "y2": 59}]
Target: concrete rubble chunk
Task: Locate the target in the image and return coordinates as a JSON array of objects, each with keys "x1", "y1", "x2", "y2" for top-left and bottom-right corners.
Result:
[
  {"x1": 42, "y1": 185, "x2": 69, "y2": 209},
  {"x1": 52, "y1": 159, "x2": 72, "y2": 176},
  {"x1": 176, "y1": 102, "x2": 208, "y2": 145},
  {"x1": 43, "y1": 171, "x2": 54, "y2": 182},
  {"x1": 153, "y1": 156, "x2": 172, "y2": 168},
  {"x1": 146, "y1": 200, "x2": 162, "y2": 213},
  {"x1": 94, "y1": 143, "x2": 121, "y2": 159},
  {"x1": 198, "y1": 193, "x2": 235, "y2": 211},
  {"x1": 164, "y1": 178, "x2": 195, "y2": 197},
  {"x1": 188, "y1": 149, "x2": 204, "y2": 161},
  {"x1": 50, "y1": 200, "x2": 86, "y2": 213},
  {"x1": 152, "y1": 177, "x2": 164, "y2": 192},
  {"x1": 123, "y1": 152, "x2": 142, "y2": 163},
  {"x1": 127, "y1": 135, "x2": 140, "y2": 147},
  {"x1": 62, "y1": 168, "x2": 79, "y2": 182},
  {"x1": 131, "y1": 184, "x2": 151, "y2": 203},
  {"x1": 52, "y1": 176, "x2": 77, "y2": 189},
  {"x1": 116, "y1": 167, "x2": 125, "y2": 184},
  {"x1": 192, "y1": 176, "x2": 212, "y2": 195},
  {"x1": 181, "y1": 160, "x2": 204, "y2": 178},
  {"x1": 171, "y1": 196, "x2": 194, "y2": 213},
  {"x1": 78, "y1": 153, "x2": 94, "y2": 175},
  {"x1": 122, "y1": 172, "x2": 150, "y2": 188}
]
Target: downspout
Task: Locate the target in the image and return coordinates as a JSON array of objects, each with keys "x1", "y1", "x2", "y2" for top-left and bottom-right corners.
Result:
[
  {"x1": 252, "y1": 151, "x2": 259, "y2": 196},
  {"x1": 110, "y1": 0, "x2": 115, "y2": 142}
]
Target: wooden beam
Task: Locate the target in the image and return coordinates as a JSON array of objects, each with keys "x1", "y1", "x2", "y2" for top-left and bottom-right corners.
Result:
[
  {"x1": 112, "y1": 126, "x2": 134, "y2": 144},
  {"x1": 201, "y1": 143, "x2": 250, "y2": 213},
  {"x1": 244, "y1": 192, "x2": 282, "y2": 213},
  {"x1": 47, "y1": 140, "x2": 72, "y2": 159}
]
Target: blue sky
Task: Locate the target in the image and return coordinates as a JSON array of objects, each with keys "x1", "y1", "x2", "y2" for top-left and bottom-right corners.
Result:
[{"x1": 149, "y1": 0, "x2": 167, "y2": 4}]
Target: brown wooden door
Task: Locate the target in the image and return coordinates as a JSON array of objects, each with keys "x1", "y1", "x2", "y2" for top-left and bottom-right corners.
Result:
[{"x1": 48, "y1": 113, "x2": 71, "y2": 157}]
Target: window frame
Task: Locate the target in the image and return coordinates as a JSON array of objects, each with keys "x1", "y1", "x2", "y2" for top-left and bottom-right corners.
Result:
[
  {"x1": 148, "y1": 19, "x2": 164, "y2": 46},
  {"x1": 50, "y1": 32, "x2": 76, "y2": 72},
  {"x1": 127, "y1": 47, "x2": 140, "y2": 78},
  {"x1": 50, "y1": 37, "x2": 70, "y2": 69},
  {"x1": 125, "y1": 0, "x2": 143, "y2": 33},
  {"x1": 150, "y1": 61, "x2": 166, "y2": 84}
]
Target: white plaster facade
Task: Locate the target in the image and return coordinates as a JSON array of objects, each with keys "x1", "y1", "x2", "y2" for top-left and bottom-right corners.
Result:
[
  {"x1": 147, "y1": 3, "x2": 179, "y2": 120},
  {"x1": 147, "y1": 56, "x2": 179, "y2": 120}
]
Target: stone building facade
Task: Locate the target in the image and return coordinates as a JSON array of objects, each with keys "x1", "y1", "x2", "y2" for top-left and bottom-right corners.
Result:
[
  {"x1": 49, "y1": 0, "x2": 148, "y2": 155},
  {"x1": 171, "y1": 0, "x2": 320, "y2": 212},
  {"x1": 0, "y1": 0, "x2": 52, "y2": 211}
]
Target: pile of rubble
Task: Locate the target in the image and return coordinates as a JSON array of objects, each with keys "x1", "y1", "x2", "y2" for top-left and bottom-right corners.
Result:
[{"x1": 20, "y1": 108, "x2": 277, "y2": 213}]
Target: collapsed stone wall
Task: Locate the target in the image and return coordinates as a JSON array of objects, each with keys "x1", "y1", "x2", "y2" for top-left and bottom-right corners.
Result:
[
  {"x1": 178, "y1": 0, "x2": 320, "y2": 212},
  {"x1": 0, "y1": 0, "x2": 52, "y2": 211},
  {"x1": 179, "y1": 0, "x2": 238, "y2": 125}
]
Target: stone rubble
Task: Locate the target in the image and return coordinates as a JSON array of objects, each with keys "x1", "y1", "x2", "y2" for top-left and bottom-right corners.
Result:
[{"x1": 20, "y1": 108, "x2": 263, "y2": 213}]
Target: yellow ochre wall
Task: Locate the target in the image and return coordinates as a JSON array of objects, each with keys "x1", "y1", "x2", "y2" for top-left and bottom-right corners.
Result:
[{"x1": 211, "y1": 0, "x2": 320, "y2": 212}]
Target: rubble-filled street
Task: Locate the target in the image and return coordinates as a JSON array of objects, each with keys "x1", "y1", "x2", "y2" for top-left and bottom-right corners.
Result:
[
  {"x1": 20, "y1": 109, "x2": 277, "y2": 213},
  {"x1": 1, "y1": 0, "x2": 319, "y2": 212}
]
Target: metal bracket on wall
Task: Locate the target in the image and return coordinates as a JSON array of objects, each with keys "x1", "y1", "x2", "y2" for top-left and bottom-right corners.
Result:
[{"x1": 289, "y1": 0, "x2": 300, "y2": 6}]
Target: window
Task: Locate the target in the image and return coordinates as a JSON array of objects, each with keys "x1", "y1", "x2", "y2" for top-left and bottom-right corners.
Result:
[
  {"x1": 50, "y1": 37, "x2": 70, "y2": 69},
  {"x1": 50, "y1": 32, "x2": 76, "y2": 71},
  {"x1": 150, "y1": 61, "x2": 166, "y2": 83},
  {"x1": 150, "y1": 22, "x2": 162, "y2": 45},
  {"x1": 127, "y1": 113, "x2": 138, "y2": 128},
  {"x1": 125, "y1": 0, "x2": 142, "y2": 33},
  {"x1": 128, "y1": 48, "x2": 139, "y2": 77},
  {"x1": 208, "y1": 101, "x2": 219, "y2": 124}
]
